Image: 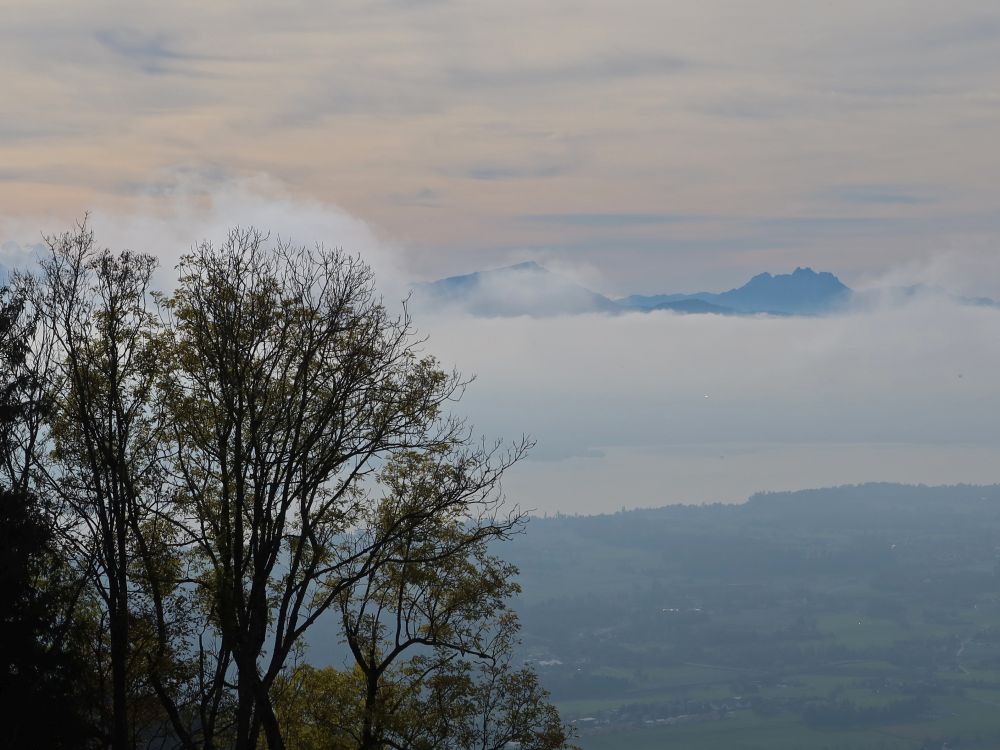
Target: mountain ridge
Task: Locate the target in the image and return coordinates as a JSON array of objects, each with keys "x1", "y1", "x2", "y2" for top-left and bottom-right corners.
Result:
[
  {"x1": 413, "y1": 261, "x2": 995, "y2": 318},
  {"x1": 618, "y1": 266, "x2": 851, "y2": 315}
]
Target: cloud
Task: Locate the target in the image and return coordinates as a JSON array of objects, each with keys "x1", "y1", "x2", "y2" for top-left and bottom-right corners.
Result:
[
  {"x1": 822, "y1": 184, "x2": 937, "y2": 207},
  {"x1": 386, "y1": 187, "x2": 443, "y2": 207},
  {"x1": 3, "y1": 0, "x2": 1000, "y2": 292},
  {"x1": 458, "y1": 162, "x2": 573, "y2": 181},
  {"x1": 447, "y1": 53, "x2": 689, "y2": 88},
  {"x1": 520, "y1": 212, "x2": 703, "y2": 227},
  {"x1": 0, "y1": 173, "x2": 411, "y2": 302},
  {"x1": 418, "y1": 276, "x2": 1000, "y2": 512},
  {"x1": 753, "y1": 216, "x2": 898, "y2": 235},
  {"x1": 93, "y1": 28, "x2": 195, "y2": 75},
  {"x1": 921, "y1": 14, "x2": 1000, "y2": 47},
  {"x1": 850, "y1": 245, "x2": 1000, "y2": 300},
  {"x1": 4, "y1": 183, "x2": 1000, "y2": 515}
]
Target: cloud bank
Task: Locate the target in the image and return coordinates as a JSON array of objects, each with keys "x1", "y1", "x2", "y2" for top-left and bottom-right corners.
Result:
[
  {"x1": 0, "y1": 176, "x2": 411, "y2": 302},
  {"x1": 421, "y1": 295, "x2": 1000, "y2": 512},
  {"x1": 4, "y1": 181, "x2": 999, "y2": 515}
]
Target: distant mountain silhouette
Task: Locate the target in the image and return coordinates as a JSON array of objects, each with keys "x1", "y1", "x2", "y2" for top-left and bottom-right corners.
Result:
[
  {"x1": 412, "y1": 261, "x2": 621, "y2": 317},
  {"x1": 620, "y1": 267, "x2": 852, "y2": 315},
  {"x1": 414, "y1": 263, "x2": 993, "y2": 318}
]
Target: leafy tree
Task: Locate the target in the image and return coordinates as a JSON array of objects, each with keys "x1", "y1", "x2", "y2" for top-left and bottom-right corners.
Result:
[
  {"x1": 265, "y1": 446, "x2": 571, "y2": 750},
  {"x1": 328, "y1": 448, "x2": 569, "y2": 750},
  {"x1": 270, "y1": 663, "x2": 360, "y2": 750},
  {"x1": 146, "y1": 229, "x2": 542, "y2": 749},
  {"x1": 5, "y1": 224, "x2": 570, "y2": 749},
  {"x1": 272, "y1": 657, "x2": 569, "y2": 750},
  {"x1": 0, "y1": 286, "x2": 96, "y2": 748},
  {"x1": 27, "y1": 223, "x2": 171, "y2": 750}
]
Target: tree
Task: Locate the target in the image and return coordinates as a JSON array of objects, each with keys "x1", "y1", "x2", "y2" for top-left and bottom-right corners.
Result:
[
  {"x1": 7, "y1": 223, "x2": 570, "y2": 749},
  {"x1": 272, "y1": 654, "x2": 569, "y2": 750},
  {"x1": 28, "y1": 223, "x2": 169, "y2": 750},
  {"x1": 148, "y1": 228, "x2": 567, "y2": 750},
  {"x1": 0, "y1": 285, "x2": 96, "y2": 748},
  {"x1": 328, "y1": 447, "x2": 569, "y2": 750}
]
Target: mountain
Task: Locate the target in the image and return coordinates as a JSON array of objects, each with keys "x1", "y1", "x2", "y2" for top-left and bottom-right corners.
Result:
[
  {"x1": 618, "y1": 291, "x2": 708, "y2": 310},
  {"x1": 411, "y1": 261, "x2": 621, "y2": 317},
  {"x1": 415, "y1": 263, "x2": 851, "y2": 317},
  {"x1": 619, "y1": 267, "x2": 852, "y2": 315},
  {"x1": 414, "y1": 264, "x2": 869, "y2": 318},
  {"x1": 714, "y1": 267, "x2": 851, "y2": 314}
]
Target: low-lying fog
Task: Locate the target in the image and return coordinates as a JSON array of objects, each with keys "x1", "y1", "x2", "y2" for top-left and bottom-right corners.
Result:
[
  {"x1": 420, "y1": 298, "x2": 1000, "y2": 514},
  {"x1": 4, "y1": 181, "x2": 998, "y2": 515}
]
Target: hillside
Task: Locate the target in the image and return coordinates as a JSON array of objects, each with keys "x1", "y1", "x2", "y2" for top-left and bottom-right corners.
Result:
[{"x1": 507, "y1": 483, "x2": 1000, "y2": 749}]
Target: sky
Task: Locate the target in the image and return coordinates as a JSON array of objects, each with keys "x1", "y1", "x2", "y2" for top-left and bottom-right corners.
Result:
[
  {"x1": 3, "y1": 0, "x2": 1000, "y2": 294},
  {"x1": 2, "y1": 1, "x2": 1000, "y2": 512}
]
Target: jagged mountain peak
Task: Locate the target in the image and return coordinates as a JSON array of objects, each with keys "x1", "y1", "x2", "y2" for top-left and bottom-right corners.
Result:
[{"x1": 618, "y1": 267, "x2": 851, "y2": 315}]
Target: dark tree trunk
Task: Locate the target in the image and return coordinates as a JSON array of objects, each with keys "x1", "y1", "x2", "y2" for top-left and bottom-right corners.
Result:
[
  {"x1": 111, "y1": 504, "x2": 131, "y2": 750},
  {"x1": 256, "y1": 686, "x2": 285, "y2": 750},
  {"x1": 109, "y1": 603, "x2": 129, "y2": 750},
  {"x1": 359, "y1": 673, "x2": 380, "y2": 750},
  {"x1": 234, "y1": 648, "x2": 256, "y2": 750}
]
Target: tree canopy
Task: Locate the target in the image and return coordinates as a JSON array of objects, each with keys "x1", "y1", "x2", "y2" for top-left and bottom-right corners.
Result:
[{"x1": 3, "y1": 223, "x2": 572, "y2": 750}]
